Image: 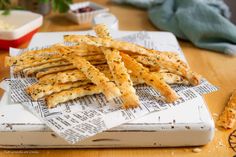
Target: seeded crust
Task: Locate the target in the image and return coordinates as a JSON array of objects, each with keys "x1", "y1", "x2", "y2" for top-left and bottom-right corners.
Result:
[
  {"x1": 217, "y1": 90, "x2": 236, "y2": 129},
  {"x1": 133, "y1": 54, "x2": 200, "y2": 86},
  {"x1": 24, "y1": 60, "x2": 71, "y2": 76},
  {"x1": 26, "y1": 80, "x2": 91, "y2": 100},
  {"x1": 64, "y1": 35, "x2": 153, "y2": 56},
  {"x1": 54, "y1": 45, "x2": 121, "y2": 100},
  {"x1": 36, "y1": 65, "x2": 76, "y2": 79},
  {"x1": 46, "y1": 85, "x2": 102, "y2": 108},
  {"x1": 94, "y1": 24, "x2": 112, "y2": 39},
  {"x1": 5, "y1": 47, "x2": 59, "y2": 67},
  {"x1": 13, "y1": 58, "x2": 63, "y2": 73},
  {"x1": 121, "y1": 52, "x2": 179, "y2": 103}
]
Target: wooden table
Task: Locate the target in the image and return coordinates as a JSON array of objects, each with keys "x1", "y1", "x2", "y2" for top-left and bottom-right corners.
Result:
[{"x1": 0, "y1": 0, "x2": 236, "y2": 156}]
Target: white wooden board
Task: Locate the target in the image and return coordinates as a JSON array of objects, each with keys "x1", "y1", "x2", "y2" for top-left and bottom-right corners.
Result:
[{"x1": 0, "y1": 31, "x2": 214, "y2": 148}]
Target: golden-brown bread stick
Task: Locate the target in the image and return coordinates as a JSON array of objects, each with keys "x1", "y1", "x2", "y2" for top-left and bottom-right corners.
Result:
[
  {"x1": 121, "y1": 52, "x2": 179, "y2": 103},
  {"x1": 46, "y1": 85, "x2": 102, "y2": 108},
  {"x1": 217, "y1": 90, "x2": 236, "y2": 129},
  {"x1": 26, "y1": 80, "x2": 91, "y2": 100}
]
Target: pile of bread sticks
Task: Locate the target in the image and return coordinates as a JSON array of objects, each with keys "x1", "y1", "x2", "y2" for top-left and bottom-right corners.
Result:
[{"x1": 5, "y1": 24, "x2": 201, "y2": 109}]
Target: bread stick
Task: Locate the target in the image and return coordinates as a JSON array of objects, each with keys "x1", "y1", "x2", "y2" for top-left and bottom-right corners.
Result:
[
  {"x1": 46, "y1": 85, "x2": 102, "y2": 108},
  {"x1": 26, "y1": 80, "x2": 91, "y2": 100},
  {"x1": 121, "y1": 53, "x2": 179, "y2": 102},
  {"x1": 217, "y1": 90, "x2": 236, "y2": 129}
]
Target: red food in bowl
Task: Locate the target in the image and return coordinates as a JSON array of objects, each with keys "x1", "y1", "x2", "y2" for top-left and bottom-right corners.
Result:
[{"x1": 72, "y1": 6, "x2": 95, "y2": 14}]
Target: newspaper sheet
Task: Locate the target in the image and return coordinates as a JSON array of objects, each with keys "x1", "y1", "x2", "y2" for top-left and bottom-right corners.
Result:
[{"x1": 2, "y1": 32, "x2": 218, "y2": 144}]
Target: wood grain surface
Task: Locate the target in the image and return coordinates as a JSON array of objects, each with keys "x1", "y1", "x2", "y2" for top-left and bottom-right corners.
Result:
[{"x1": 0, "y1": 0, "x2": 236, "y2": 156}]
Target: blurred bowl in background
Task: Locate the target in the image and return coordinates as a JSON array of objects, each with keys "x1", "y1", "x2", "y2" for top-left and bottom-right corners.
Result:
[
  {"x1": 66, "y1": 1, "x2": 109, "y2": 24},
  {"x1": 0, "y1": 10, "x2": 43, "y2": 50},
  {"x1": 93, "y1": 13, "x2": 119, "y2": 30}
]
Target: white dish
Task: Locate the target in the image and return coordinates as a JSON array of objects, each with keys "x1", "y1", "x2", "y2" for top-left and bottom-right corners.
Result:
[
  {"x1": 0, "y1": 10, "x2": 43, "y2": 49},
  {"x1": 0, "y1": 10, "x2": 43, "y2": 40}
]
